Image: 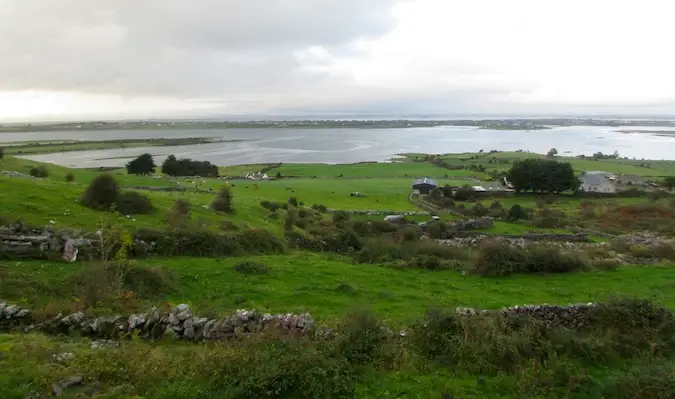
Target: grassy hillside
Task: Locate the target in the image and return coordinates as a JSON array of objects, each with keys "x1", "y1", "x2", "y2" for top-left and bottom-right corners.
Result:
[
  {"x1": 3, "y1": 253, "x2": 675, "y2": 324},
  {"x1": 3, "y1": 154, "x2": 675, "y2": 398}
]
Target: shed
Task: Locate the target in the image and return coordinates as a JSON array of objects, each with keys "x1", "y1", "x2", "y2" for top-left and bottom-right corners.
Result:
[{"x1": 412, "y1": 177, "x2": 438, "y2": 194}]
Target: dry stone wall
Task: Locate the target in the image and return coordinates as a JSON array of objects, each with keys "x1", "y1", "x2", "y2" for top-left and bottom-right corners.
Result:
[
  {"x1": 1, "y1": 302, "x2": 317, "y2": 341},
  {"x1": 4, "y1": 300, "x2": 663, "y2": 342}
]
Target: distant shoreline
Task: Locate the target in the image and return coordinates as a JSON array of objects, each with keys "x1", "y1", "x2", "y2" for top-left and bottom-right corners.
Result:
[
  {"x1": 2, "y1": 118, "x2": 675, "y2": 133},
  {"x1": 3, "y1": 137, "x2": 249, "y2": 155}
]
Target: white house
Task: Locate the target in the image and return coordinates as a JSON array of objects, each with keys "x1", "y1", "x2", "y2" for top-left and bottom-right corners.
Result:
[
  {"x1": 579, "y1": 173, "x2": 616, "y2": 193},
  {"x1": 245, "y1": 172, "x2": 269, "y2": 180}
]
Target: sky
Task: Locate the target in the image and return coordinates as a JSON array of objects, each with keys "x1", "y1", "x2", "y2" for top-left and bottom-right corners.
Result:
[{"x1": 1, "y1": 0, "x2": 674, "y2": 122}]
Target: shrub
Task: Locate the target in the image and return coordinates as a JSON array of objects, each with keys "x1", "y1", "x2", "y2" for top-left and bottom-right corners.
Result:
[
  {"x1": 470, "y1": 203, "x2": 489, "y2": 217},
  {"x1": 284, "y1": 207, "x2": 297, "y2": 232},
  {"x1": 601, "y1": 361, "x2": 675, "y2": 399},
  {"x1": 122, "y1": 265, "x2": 177, "y2": 297},
  {"x1": 0, "y1": 146, "x2": 4, "y2": 159},
  {"x1": 351, "y1": 220, "x2": 374, "y2": 237},
  {"x1": 407, "y1": 255, "x2": 462, "y2": 271},
  {"x1": 629, "y1": 245, "x2": 653, "y2": 259},
  {"x1": 212, "y1": 187, "x2": 234, "y2": 213},
  {"x1": 332, "y1": 210, "x2": 351, "y2": 225},
  {"x1": 116, "y1": 191, "x2": 154, "y2": 215},
  {"x1": 507, "y1": 204, "x2": 528, "y2": 221},
  {"x1": 288, "y1": 197, "x2": 298, "y2": 207},
  {"x1": 335, "y1": 281, "x2": 357, "y2": 294},
  {"x1": 533, "y1": 207, "x2": 566, "y2": 228},
  {"x1": 399, "y1": 226, "x2": 420, "y2": 242},
  {"x1": 297, "y1": 208, "x2": 311, "y2": 219},
  {"x1": 311, "y1": 203, "x2": 328, "y2": 213},
  {"x1": 425, "y1": 221, "x2": 444, "y2": 239},
  {"x1": 333, "y1": 310, "x2": 388, "y2": 366},
  {"x1": 65, "y1": 173, "x2": 75, "y2": 183},
  {"x1": 654, "y1": 242, "x2": 675, "y2": 260},
  {"x1": 260, "y1": 200, "x2": 281, "y2": 212},
  {"x1": 219, "y1": 220, "x2": 238, "y2": 231},
  {"x1": 472, "y1": 241, "x2": 586, "y2": 276},
  {"x1": 234, "y1": 261, "x2": 270, "y2": 275},
  {"x1": 133, "y1": 228, "x2": 285, "y2": 257},
  {"x1": 29, "y1": 165, "x2": 49, "y2": 178},
  {"x1": 81, "y1": 174, "x2": 120, "y2": 210}
]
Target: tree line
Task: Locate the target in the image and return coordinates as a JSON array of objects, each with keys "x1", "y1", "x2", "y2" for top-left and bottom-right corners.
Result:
[{"x1": 126, "y1": 153, "x2": 218, "y2": 177}]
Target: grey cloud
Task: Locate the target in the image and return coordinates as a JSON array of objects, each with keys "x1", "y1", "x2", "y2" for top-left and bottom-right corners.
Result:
[{"x1": 0, "y1": 0, "x2": 399, "y2": 99}]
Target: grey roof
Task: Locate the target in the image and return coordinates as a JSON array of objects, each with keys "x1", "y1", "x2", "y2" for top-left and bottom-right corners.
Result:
[
  {"x1": 580, "y1": 174, "x2": 613, "y2": 185},
  {"x1": 412, "y1": 177, "x2": 438, "y2": 186},
  {"x1": 618, "y1": 174, "x2": 644, "y2": 182}
]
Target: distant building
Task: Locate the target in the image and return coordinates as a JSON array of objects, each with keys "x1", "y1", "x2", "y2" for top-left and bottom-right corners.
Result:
[
  {"x1": 579, "y1": 173, "x2": 616, "y2": 193},
  {"x1": 245, "y1": 172, "x2": 269, "y2": 180},
  {"x1": 617, "y1": 174, "x2": 646, "y2": 186},
  {"x1": 412, "y1": 177, "x2": 438, "y2": 194}
]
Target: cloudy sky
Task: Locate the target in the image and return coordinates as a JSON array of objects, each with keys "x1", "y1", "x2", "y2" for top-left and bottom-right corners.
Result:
[{"x1": 1, "y1": 0, "x2": 674, "y2": 121}]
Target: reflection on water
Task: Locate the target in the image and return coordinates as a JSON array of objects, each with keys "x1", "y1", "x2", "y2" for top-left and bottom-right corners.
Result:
[{"x1": 4, "y1": 126, "x2": 675, "y2": 168}]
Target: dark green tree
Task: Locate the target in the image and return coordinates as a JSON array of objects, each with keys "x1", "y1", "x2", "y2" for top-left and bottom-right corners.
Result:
[
  {"x1": 507, "y1": 159, "x2": 579, "y2": 194},
  {"x1": 126, "y1": 153, "x2": 156, "y2": 175},
  {"x1": 663, "y1": 176, "x2": 675, "y2": 191}
]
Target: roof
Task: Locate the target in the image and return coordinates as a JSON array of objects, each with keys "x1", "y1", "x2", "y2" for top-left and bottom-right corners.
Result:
[
  {"x1": 580, "y1": 174, "x2": 614, "y2": 186},
  {"x1": 412, "y1": 177, "x2": 438, "y2": 186},
  {"x1": 618, "y1": 174, "x2": 644, "y2": 182}
]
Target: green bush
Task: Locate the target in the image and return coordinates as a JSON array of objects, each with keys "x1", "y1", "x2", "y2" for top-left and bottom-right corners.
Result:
[
  {"x1": 629, "y1": 245, "x2": 653, "y2": 258},
  {"x1": 133, "y1": 228, "x2": 285, "y2": 257},
  {"x1": 0, "y1": 146, "x2": 4, "y2": 159},
  {"x1": 507, "y1": 204, "x2": 528, "y2": 221},
  {"x1": 471, "y1": 203, "x2": 489, "y2": 217},
  {"x1": 116, "y1": 191, "x2": 154, "y2": 215},
  {"x1": 407, "y1": 255, "x2": 463, "y2": 271},
  {"x1": 472, "y1": 242, "x2": 587, "y2": 276},
  {"x1": 332, "y1": 210, "x2": 351, "y2": 225},
  {"x1": 311, "y1": 203, "x2": 328, "y2": 213},
  {"x1": 600, "y1": 361, "x2": 675, "y2": 399},
  {"x1": 288, "y1": 197, "x2": 298, "y2": 207},
  {"x1": 654, "y1": 242, "x2": 675, "y2": 260},
  {"x1": 260, "y1": 200, "x2": 281, "y2": 212},
  {"x1": 29, "y1": 165, "x2": 48, "y2": 178},
  {"x1": 81, "y1": 174, "x2": 119, "y2": 210},
  {"x1": 65, "y1": 173, "x2": 75, "y2": 183},
  {"x1": 234, "y1": 261, "x2": 270, "y2": 275},
  {"x1": 212, "y1": 187, "x2": 234, "y2": 213},
  {"x1": 333, "y1": 310, "x2": 388, "y2": 366}
]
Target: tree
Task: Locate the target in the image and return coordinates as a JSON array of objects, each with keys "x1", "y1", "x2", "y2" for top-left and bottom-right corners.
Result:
[
  {"x1": 663, "y1": 176, "x2": 675, "y2": 191},
  {"x1": 126, "y1": 153, "x2": 156, "y2": 175},
  {"x1": 0, "y1": 147, "x2": 4, "y2": 159},
  {"x1": 547, "y1": 148, "x2": 558, "y2": 157},
  {"x1": 507, "y1": 159, "x2": 579, "y2": 194},
  {"x1": 161, "y1": 154, "x2": 218, "y2": 177},
  {"x1": 276, "y1": 171, "x2": 282, "y2": 179}
]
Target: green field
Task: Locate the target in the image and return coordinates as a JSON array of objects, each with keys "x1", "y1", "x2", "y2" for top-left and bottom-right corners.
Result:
[
  {"x1": 428, "y1": 151, "x2": 675, "y2": 177},
  {"x1": 2, "y1": 153, "x2": 675, "y2": 398},
  {"x1": 4, "y1": 253, "x2": 675, "y2": 324},
  {"x1": 269, "y1": 162, "x2": 486, "y2": 179}
]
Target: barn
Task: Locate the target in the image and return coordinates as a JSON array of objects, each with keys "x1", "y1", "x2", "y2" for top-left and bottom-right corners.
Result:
[{"x1": 412, "y1": 177, "x2": 438, "y2": 194}]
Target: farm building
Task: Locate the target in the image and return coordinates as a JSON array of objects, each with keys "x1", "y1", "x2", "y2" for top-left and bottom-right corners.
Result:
[
  {"x1": 579, "y1": 173, "x2": 616, "y2": 193},
  {"x1": 412, "y1": 177, "x2": 438, "y2": 194}
]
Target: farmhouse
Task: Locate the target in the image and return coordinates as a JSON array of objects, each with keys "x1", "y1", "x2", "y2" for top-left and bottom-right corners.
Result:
[
  {"x1": 412, "y1": 177, "x2": 438, "y2": 194},
  {"x1": 579, "y1": 173, "x2": 616, "y2": 193}
]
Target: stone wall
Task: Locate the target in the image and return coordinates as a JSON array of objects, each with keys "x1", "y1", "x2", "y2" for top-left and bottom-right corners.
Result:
[
  {"x1": 0, "y1": 225, "x2": 95, "y2": 261},
  {"x1": 435, "y1": 233, "x2": 592, "y2": 247},
  {"x1": 5, "y1": 300, "x2": 665, "y2": 342},
  {"x1": 456, "y1": 303, "x2": 598, "y2": 330},
  {"x1": 328, "y1": 209, "x2": 431, "y2": 216},
  {"x1": 1, "y1": 302, "x2": 316, "y2": 341}
]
